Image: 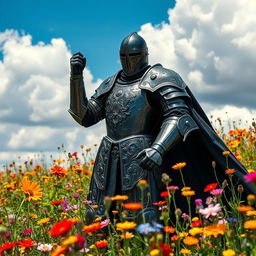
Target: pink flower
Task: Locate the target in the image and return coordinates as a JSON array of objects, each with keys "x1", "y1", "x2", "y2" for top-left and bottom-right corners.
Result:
[
  {"x1": 167, "y1": 186, "x2": 179, "y2": 191},
  {"x1": 72, "y1": 194, "x2": 80, "y2": 198},
  {"x1": 100, "y1": 219, "x2": 110, "y2": 228},
  {"x1": 199, "y1": 203, "x2": 221, "y2": 219},
  {"x1": 210, "y1": 189, "x2": 224, "y2": 196},
  {"x1": 245, "y1": 171, "x2": 256, "y2": 183},
  {"x1": 195, "y1": 199, "x2": 203, "y2": 207},
  {"x1": 181, "y1": 213, "x2": 190, "y2": 219}
]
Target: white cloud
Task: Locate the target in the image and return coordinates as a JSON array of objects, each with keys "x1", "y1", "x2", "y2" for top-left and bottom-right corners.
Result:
[{"x1": 139, "y1": 0, "x2": 256, "y2": 109}]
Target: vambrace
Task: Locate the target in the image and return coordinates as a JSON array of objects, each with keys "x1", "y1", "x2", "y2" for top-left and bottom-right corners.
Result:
[
  {"x1": 152, "y1": 115, "x2": 199, "y2": 156},
  {"x1": 68, "y1": 74, "x2": 88, "y2": 125}
]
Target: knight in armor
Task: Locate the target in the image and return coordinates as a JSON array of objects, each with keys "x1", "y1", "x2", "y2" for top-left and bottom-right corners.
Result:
[{"x1": 69, "y1": 32, "x2": 255, "y2": 222}]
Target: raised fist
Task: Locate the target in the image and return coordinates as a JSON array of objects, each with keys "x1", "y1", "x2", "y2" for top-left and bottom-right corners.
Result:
[{"x1": 70, "y1": 52, "x2": 86, "y2": 75}]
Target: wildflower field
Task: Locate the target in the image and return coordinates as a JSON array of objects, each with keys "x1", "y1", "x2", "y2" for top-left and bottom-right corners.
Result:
[{"x1": 0, "y1": 119, "x2": 255, "y2": 256}]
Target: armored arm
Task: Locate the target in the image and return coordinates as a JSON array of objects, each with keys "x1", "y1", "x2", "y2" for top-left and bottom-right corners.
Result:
[
  {"x1": 68, "y1": 53, "x2": 105, "y2": 127},
  {"x1": 151, "y1": 87, "x2": 198, "y2": 156}
]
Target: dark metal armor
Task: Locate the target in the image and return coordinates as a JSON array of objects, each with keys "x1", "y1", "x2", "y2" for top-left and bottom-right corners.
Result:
[{"x1": 69, "y1": 32, "x2": 255, "y2": 221}]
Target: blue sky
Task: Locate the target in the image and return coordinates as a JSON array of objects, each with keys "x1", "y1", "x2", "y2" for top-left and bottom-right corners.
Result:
[{"x1": 0, "y1": 0, "x2": 175, "y2": 79}]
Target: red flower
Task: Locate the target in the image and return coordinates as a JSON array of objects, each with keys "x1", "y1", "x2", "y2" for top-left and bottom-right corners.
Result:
[
  {"x1": 153, "y1": 201, "x2": 167, "y2": 206},
  {"x1": 191, "y1": 220, "x2": 202, "y2": 227},
  {"x1": 50, "y1": 219, "x2": 74, "y2": 237},
  {"x1": 0, "y1": 241, "x2": 16, "y2": 251},
  {"x1": 123, "y1": 202, "x2": 143, "y2": 210},
  {"x1": 17, "y1": 240, "x2": 35, "y2": 248},
  {"x1": 160, "y1": 191, "x2": 169, "y2": 197},
  {"x1": 204, "y1": 183, "x2": 218, "y2": 192},
  {"x1": 71, "y1": 152, "x2": 77, "y2": 157},
  {"x1": 160, "y1": 243, "x2": 173, "y2": 256},
  {"x1": 95, "y1": 239, "x2": 108, "y2": 248},
  {"x1": 50, "y1": 200, "x2": 64, "y2": 205}
]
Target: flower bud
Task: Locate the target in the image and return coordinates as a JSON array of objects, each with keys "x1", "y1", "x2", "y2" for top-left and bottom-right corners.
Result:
[
  {"x1": 161, "y1": 173, "x2": 172, "y2": 185},
  {"x1": 237, "y1": 184, "x2": 244, "y2": 193}
]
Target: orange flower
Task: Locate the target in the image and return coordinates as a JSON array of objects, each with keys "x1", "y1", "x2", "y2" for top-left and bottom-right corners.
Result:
[
  {"x1": 181, "y1": 187, "x2": 191, "y2": 191},
  {"x1": 183, "y1": 236, "x2": 199, "y2": 246},
  {"x1": 236, "y1": 205, "x2": 254, "y2": 212},
  {"x1": 163, "y1": 226, "x2": 176, "y2": 233},
  {"x1": 120, "y1": 232, "x2": 134, "y2": 239},
  {"x1": 21, "y1": 176, "x2": 42, "y2": 201},
  {"x1": 50, "y1": 246, "x2": 67, "y2": 256},
  {"x1": 50, "y1": 165, "x2": 67, "y2": 177},
  {"x1": 83, "y1": 222, "x2": 102, "y2": 234},
  {"x1": 180, "y1": 248, "x2": 191, "y2": 254},
  {"x1": 225, "y1": 169, "x2": 235, "y2": 175},
  {"x1": 95, "y1": 239, "x2": 108, "y2": 248},
  {"x1": 172, "y1": 162, "x2": 187, "y2": 170},
  {"x1": 171, "y1": 235, "x2": 179, "y2": 241},
  {"x1": 222, "y1": 151, "x2": 230, "y2": 155},
  {"x1": 123, "y1": 202, "x2": 143, "y2": 210},
  {"x1": 116, "y1": 221, "x2": 137, "y2": 231},
  {"x1": 50, "y1": 219, "x2": 74, "y2": 237},
  {"x1": 182, "y1": 190, "x2": 195, "y2": 197},
  {"x1": 244, "y1": 220, "x2": 256, "y2": 229},
  {"x1": 189, "y1": 227, "x2": 203, "y2": 236},
  {"x1": 111, "y1": 195, "x2": 128, "y2": 201},
  {"x1": 203, "y1": 224, "x2": 227, "y2": 238}
]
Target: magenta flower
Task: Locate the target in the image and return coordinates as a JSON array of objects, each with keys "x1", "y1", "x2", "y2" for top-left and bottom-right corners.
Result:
[
  {"x1": 195, "y1": 198, "x2": 203, "y2": 207},
  {"x1": 245, "y1": 171, "x2": 256, "y2": 183},
  {"x1": 210, "y1": 189, "x2": 224, "y2": 196},
  {"x1": 22, "y1": 228, "x2": 32, "y2": 236},
  {"x1": 72, "y1": 194, "x2": 80, "y2": 198},
  {"x1": 199, "y1": 203, "x2": 221, "y2": 219}
]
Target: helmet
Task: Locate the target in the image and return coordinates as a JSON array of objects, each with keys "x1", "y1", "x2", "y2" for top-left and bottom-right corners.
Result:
[{"x1": 119, "y1": 32, "x2": 149, "y2": 76}]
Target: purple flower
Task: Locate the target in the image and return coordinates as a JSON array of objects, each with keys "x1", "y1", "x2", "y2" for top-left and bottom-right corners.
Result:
[{"x1": 199, "y1": 203, "x2": 221, "y2": 219}]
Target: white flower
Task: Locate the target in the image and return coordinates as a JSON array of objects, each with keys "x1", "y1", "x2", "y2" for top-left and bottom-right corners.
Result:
[
  {"x1": 37, "y1": 243, "x2": 53, "y2": 252},
  {"x1": 199, "y1": 203, "x2": 222, "y2": 219}
]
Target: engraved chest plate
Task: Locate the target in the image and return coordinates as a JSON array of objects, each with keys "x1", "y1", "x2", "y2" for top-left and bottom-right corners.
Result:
[{"x1": 105, "y1": 80, "x2": 159, "y2": 140}]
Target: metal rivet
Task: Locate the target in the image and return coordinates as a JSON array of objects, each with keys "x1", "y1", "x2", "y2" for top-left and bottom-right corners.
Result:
[
  {"x1": 150, "y1": 74, "x2": 157, "y2": 80},
  {"x1": 185, "y1": 121, "x2": 189, "y2": 126}
]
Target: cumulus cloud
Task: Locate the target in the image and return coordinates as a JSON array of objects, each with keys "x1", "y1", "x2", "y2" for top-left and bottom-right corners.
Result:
[
  {"x1": 139, "y1": 0, "x2": 256, "y2": 110},
  {"x1": 0, "y1": 29, "x2": 103, "y2": 158}
]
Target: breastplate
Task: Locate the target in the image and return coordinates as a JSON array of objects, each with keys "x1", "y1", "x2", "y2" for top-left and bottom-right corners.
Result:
[{"x1": 105, "y1": 78, "x2": 159, "y2": 140}]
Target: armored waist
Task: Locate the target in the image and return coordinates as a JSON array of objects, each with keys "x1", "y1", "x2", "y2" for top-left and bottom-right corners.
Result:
[{"x1": 93, "y1": 134, "x2": 154, "y2": 191}]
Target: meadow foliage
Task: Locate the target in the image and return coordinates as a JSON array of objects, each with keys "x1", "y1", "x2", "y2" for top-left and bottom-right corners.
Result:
[{"x1": 0, "y1": 119, "x2": 255, "y2": 255}]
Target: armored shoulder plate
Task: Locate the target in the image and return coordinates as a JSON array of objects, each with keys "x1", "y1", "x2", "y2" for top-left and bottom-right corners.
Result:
[
  {"x1": 92, "y1": 70, "x2": 122, "y2": 99},
  {"x1": 139, "y1": 64, "x2": 187, "y2": 92}
]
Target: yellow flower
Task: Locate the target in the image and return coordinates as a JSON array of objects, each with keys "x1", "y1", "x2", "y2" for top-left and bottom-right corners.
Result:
[
  {"x1": 172, "y1": 162, "x2": 187, "y2": 170},
  {"x1": 38, "y1": 217, "x2": 51, "y2": 225},
  {"x1": 246, "y1": 210, "x2": 256, "y2": 216},
  {"x1": 222, "y1": 249, "x2": 236, "y2": 256},
  {"x1": 183, "y1": 236, "x2": 199, "y2": 246},
  {"x1": 62, "y1": 235, "x2": 78, "y2": 246},
  {"x1": 189, "y1": 228, "x2": 203, "y2": 236},
  {"x1": 248, "y1": 169, "x2": 255, "y2": 173},
  {"x1": 191, "y1": 217, "x2": 199, "y2": 222},
  {"x1": 180, "y1": 248, "x2": 191, "y2": 254},
  {"x1": 240, "y1": 234, "x2": 246, "y2": 238},
  {"x1": 150, "y1": 249, "x2": 160, "y2": 256},
  {"x1": 116, "y1": 221, "x2": 137, "y2": 231},
  {"x1": 244, "y1": 220, "x2": 256, "y2": 229},
  {"x1": 21, "y1": 176, "x2": 42, "y2": 201},
  {"x1": 179, "y1": 232, "x2": 188, "y2": 238}
]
